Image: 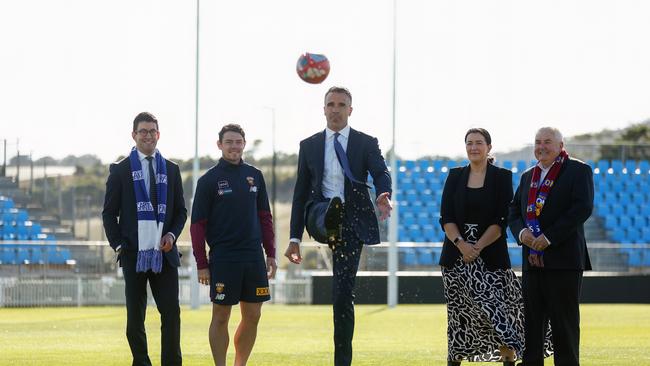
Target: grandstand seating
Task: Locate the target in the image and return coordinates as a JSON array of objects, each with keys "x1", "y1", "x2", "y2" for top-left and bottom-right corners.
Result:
[
  {"x1": 393, "y1": 159, "x2": 650, "y2": 268},
  {"x1": 0, "y1": 195, "x2": 70, "y2": 266}
]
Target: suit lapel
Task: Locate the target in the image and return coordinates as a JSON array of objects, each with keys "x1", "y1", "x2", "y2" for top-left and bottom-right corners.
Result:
[
  {"x1": 455, "y1": 165, "x2": 471, "y2": 227},
  {"x1": 346, "y1": 128, "x2": 359, "y2": 170},
  {"x1": 314, "y1": 130, "x2": 326, "y2": 184}
]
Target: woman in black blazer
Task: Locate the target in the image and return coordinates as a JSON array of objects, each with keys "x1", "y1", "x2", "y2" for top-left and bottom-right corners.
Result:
[{"x1": 439, "y1": 128, "x2": 520, "y2": 366}]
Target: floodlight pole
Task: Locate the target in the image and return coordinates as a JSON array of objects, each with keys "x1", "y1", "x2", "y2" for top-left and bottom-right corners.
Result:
[
  {"x1": 189, "y1": 0, "x2": 201, "y2": 310},
  {"x1": 387, "y1": 0, "x2": 399, "y2": 308}
]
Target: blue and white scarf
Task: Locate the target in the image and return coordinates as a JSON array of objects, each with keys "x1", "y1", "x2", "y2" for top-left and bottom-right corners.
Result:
[{"x1": 129, "y1": 147, "x2": 168, "y2": 273}]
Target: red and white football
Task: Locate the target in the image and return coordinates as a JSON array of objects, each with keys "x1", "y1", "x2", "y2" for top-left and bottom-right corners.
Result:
[{"x1": 296, "y1": 52, "x2": 330, "y2": 84}]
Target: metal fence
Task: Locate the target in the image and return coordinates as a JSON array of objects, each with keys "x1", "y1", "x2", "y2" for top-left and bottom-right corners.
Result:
[{"x1": 0, "y1": 240, "x2": 647, "y2": 307}]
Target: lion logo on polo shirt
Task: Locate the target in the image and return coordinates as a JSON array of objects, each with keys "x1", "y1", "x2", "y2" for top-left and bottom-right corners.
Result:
[{"x1": 246, "y1": 176, "x2": 257, "y2": 192}]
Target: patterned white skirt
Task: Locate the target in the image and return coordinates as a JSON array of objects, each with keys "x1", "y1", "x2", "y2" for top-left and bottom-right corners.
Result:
[{"x1": 442, "y1": 257, "x2": 553, "y2": 362}]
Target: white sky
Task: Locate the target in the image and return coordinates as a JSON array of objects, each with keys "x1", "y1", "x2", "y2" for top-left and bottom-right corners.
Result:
[{"x1": 1, "y1": 0, "x2": 649, "y2": 163}]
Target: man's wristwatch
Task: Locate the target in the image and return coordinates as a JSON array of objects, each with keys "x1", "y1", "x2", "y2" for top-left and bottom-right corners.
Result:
[{"x1": 453, "y1": 236, "x2": 462, "y2": 246}]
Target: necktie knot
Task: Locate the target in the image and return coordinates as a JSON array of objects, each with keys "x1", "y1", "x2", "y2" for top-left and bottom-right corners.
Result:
[{"x1": 145, "y1": 156, "x2": 153, "y2": 162}]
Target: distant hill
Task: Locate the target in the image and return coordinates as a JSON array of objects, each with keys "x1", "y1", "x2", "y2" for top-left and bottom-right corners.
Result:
[{"x1": 494, "y1": 119, "x2": 650, "y2": 164}]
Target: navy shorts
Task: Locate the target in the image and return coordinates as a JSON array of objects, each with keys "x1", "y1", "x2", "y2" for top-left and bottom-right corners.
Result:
[{"x1": 209, "y1": 260, "x2": 270, "y2": 305}]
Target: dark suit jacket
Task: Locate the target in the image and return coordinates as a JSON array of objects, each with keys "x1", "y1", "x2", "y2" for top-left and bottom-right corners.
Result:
[
  {"x1": 508, "y1": 158, "x2": 593, "y2": 271},
  {"x1": 290, "y1": 128, "x2": 392, "y2": 245},
  {"x1": 439, "y1": 164, "x2": 513, "y2": 270},
  {"x1": 102, "y1": 157, "x2": 187, "y2": 267}
]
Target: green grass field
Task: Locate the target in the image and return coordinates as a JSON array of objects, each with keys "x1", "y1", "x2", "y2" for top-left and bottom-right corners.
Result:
[{"x1": 1, "y1": 304, "x2": 649, "y2": 365}]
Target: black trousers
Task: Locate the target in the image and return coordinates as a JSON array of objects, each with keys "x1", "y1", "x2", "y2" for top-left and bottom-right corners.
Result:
[
  {"x1": 331, "y1": 224, "x2": 363, "y2": 366},
  {"x1": 121, "y1": 251, "x2": 182, "y2": 366},
  {"x1": 521, "y1": 270, "x2": 583, "y2": 366}
]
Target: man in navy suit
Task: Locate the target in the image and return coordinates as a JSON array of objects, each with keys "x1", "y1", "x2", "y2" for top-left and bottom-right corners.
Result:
[
  {"x1": 102, "y1": 112, "x2": 187, "y2": 366},
  {"x1": 284, "y1": 86, "x2": 392, "y2": 366},
  {"x1": 509, "y1": 127, "x2": 593, "y2": 366}
]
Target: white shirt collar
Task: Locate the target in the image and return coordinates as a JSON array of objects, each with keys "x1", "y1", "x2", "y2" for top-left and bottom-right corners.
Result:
[
  {"x1": 536, "y1": 161, "x2": 552, "y2": 172},
  {"x1": 326, "y1": 124, "x2": 351, "y2": 139},
  {"x1": 137, "y1": 149, "x2": 157, "y2": 161}
]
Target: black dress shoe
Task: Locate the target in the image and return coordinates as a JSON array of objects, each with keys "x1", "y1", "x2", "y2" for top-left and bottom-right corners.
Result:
[
  {"x1": 447, "y1": 361, "x2": 461, "y2": 366},
  {"x1": 324, "y1": 196, "x2": 343, "y2": 242}
]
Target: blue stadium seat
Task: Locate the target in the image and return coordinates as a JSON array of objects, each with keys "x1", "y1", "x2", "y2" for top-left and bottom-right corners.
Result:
[
  {"x1": 624, "y1": 160, "x2": 637, "y2": 174},
  {"x1": 422, "y1": 225, "x2": 436, "y2": 241},
  {"x1": 604, "y1": 192, "x2": 617, "y2": 205},
  {"x1": 401, "y1": 214, "x2": 415, "y2": 227},
  {"x1": 416, "y1": 213, "x2": 430, "y2": 227},
  {"x1": 417, "y1": 248, "x2": 435, "y2": 266},
  {"x1": 642, "y1": 249, "x2": 650, "y2": 266},
  {"x1": 626, "y1": 228, "x2": 641, "y2": 243},
  {"x1": 610, "y1": 228, "x2": 625, "y2": 243},
  {"x1": 16, "y1": 247, "x2": 30, "y2": 264},
  {"x1": 596, "y1": 203, "x2": 609, "y2": 216},
  {"x1": 414, "y1": 178, "x2": 428, "y2": 191},
  {"x1": 501, "y1": 160, "x2": 513, "y2": 170},
  {"x1": 619, "y1": 192, "x2": 632, "y2": 206},
  {"x1": 603, "y1": 215, "x2": 617, "y2": 230},
  {"x1": 623, "y1": 248, "x2": 642, "y2": 267},
  {"x1": 417, "y1": 160, "x2": 430, "y2": 172},
  {"x1": 516, "y1": 160, "x2": 529, "y2": 173},
  {"x1": 401, "y1": 248, "x2": 418, "y2": 267},
  {"x1": 639, "y1": 160, "x2": 650, "y2": 174},
  {"x1": 611, "y1": 204, "x2": 624, "y2": 216},
  {"x1": 642, "y1": 204, "x2": 650, "y2": 217},
  {"x1": 432, "y1": 160, "x2": 444, "y2": 172},
  {"x1": 632, "y1": 215, "x2": 646, "y2": 228},
  {"x1": 31, "y1": 246, "x2": 45, "y2": 264},
  {"x1": 611, "y1": 160, "x2": 624, "y2": 175},
  {"x1": 398, "y1": 226, "x2": 409, "y2": 241},
  {"x1": 610, "y1": 180, "x2": 624, "y2": 194},
  {"x1": 619, "y1": 216, "x2": 632, "y2": 228},
  {"x1": 2, "y1": 225, "x2": 16, "y2": 240},
  {"x1": 641, "y1": 228, "x2": 650, "y2": 243},
  {"x1": 632, "y1": 192, "x2": 645, "y2": 204},
  {"x1": 0, "y1": 247, "x2": 17, "y2": 264},
  {"x1": 596, "y1": 160, "x2": 610, "y2": 174}
]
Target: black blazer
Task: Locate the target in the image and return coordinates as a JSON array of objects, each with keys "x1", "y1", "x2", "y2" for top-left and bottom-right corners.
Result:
[
  {"x1": 439, "y1": 164, "x2": 513, "y2": 270},
  {"x1": 289, "y1": 128, "x2": 392, "y2": 245},
  {"x1": 508, "y1": 158, "x2": 593, "y2": 271},
  {"x1": 102, "y1": 157, "x2": 187, "y2": 267}
]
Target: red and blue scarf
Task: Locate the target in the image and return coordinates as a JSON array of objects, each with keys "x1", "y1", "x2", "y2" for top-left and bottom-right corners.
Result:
[{"x1": 526, "y1": 150, "x2": 568, "y2": 255}]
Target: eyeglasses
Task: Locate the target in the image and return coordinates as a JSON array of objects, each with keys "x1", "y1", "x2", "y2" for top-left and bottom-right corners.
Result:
[{"x1": 135, "y1": 129, "x2": 159, "y2": 137}]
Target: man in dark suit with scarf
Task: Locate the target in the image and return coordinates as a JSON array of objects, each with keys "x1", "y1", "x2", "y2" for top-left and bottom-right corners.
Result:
[
  {"x1": 103, "y1": 112, "x2": 187, "y2": 366},
  {"x1": 284, "y1": 86, "x2": 392, "y2": 366},
  {"x1": 508, "y1": 127, "x2": 593, "y2": 366}
]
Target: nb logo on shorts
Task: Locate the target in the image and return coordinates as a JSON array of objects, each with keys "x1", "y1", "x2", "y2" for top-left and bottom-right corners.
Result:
[{"x1": 256, "y1": 287, "x2": 269, "y2": 296}]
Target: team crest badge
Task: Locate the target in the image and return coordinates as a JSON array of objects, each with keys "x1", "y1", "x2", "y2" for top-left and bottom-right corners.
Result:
[{"x1": 246, "y1": 176, "x2": 257, "y2": 192}]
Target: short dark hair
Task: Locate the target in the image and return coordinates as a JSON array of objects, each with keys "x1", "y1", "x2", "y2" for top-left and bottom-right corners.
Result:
[
  {"x1": 464, "y1": 127, "x2": 495, "y2": 164},
  {"x1": 133, "y1": 112, "x2": 158, "y2": 132},
  {"x1": 218, "y1": 123, "x2": 246, "y2": 142},
  {"x1": 324, "y1": 86, "x2": 352, "y2": 105}
]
